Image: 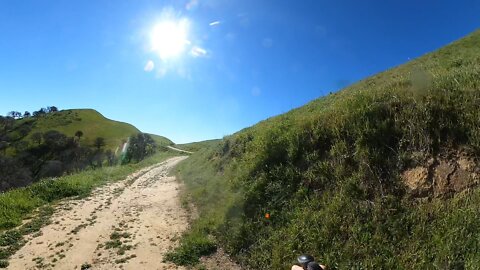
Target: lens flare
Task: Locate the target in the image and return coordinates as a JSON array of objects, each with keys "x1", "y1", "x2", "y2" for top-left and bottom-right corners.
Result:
[{"x1": 150, "y1": 19, "x2": 190, "y2": 60}]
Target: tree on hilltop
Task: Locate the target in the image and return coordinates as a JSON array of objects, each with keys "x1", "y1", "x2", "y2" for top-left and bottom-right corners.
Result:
[
  {"x1": 48, "y1": 106, "x2": 58, "y2": 113},
  {"x1": 32, "y1": 108, "x2": 47, "y2": 117},
  {"x1": 7, "y1": 111, "x2": 22, "y2": 119}
]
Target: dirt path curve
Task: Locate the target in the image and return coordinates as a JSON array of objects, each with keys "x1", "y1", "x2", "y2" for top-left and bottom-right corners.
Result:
[
  {"x1": 8, "y1": 156, "x2": 189, "y2": 270},
  {"x1": 166, "y1": 146, "x2": 193, "y2": 155}
]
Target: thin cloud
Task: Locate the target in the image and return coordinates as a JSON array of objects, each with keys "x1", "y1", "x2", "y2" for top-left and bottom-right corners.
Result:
[
  {"x1": 190, "y1": 46, "x2": 207, "y2": 57},
  {"x1": 144, "y1": 60, "x2": 154, "y2": 72},
  {"x1": 209, "y1": 21, "x2": 221, "y2": 26}
]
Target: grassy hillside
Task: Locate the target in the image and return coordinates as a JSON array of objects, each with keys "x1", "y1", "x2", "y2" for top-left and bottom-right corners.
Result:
[
  {"x1": 10, "y1": 109, "x2": 138, "y2": 151},
  {"x1": 10, "y1": 109, "x2": 172, "y2": 151},
  {"x1": 175, "y1": 139, "x2": 221, "y2": 152},
  {"x1": 172, "y1": 30, "x2": 480, "y2": 269},
  {"x1": 149, "y1": 134, "x2": 174, "y2": 147},
  {"x1": 1, "y1": 108, "x2": 174, "y2": 191}
]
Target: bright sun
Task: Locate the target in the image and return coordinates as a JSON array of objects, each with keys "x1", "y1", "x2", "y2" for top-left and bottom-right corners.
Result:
[{"x1": 150, "y1": 19, "x2": 190, "y2": 60}]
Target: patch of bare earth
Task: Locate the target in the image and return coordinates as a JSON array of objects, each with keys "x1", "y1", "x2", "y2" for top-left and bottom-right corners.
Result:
[
  {"x1": 199, "y1": 248, "x2": 242, "y2": 270},
  {"x1": 402, "y1": 149, "x2": 480, "y2": 198},
  {"x1": 8, "y1": 156, "x2": 189, "y2": 270}
]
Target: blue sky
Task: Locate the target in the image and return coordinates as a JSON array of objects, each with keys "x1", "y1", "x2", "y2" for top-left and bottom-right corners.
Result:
[{"x1": 0, "y1": 0, "x2": 479, "y2": 143}]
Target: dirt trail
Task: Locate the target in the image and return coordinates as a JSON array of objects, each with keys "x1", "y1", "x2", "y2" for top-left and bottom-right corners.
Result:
[
  {"x1": 8, "y1": 156, "x2": 189, "y2": 270},
  {"x1": 166, "y1": 146, "x2": 193, "y2": 154}
]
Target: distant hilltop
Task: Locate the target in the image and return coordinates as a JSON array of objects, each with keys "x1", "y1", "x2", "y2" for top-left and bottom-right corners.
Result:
[{"x1": 2, "y1": 108, "x2": 173, "y2": 151}]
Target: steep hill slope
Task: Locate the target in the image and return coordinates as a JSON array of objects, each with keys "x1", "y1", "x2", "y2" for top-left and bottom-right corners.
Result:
[{"x1": 174, "y1": 30, "x2": 480, "y2": 269}]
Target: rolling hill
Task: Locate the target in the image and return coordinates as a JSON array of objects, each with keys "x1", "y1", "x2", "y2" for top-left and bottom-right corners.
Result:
[
  {"x1": 174, "y1": 139, "x2": 221, "y2": 153},
  {"x1": 11, "y1": 109, "x2": 173, "y2": 151},
  {"x1": 172, "y1": 30, "x2": 480, "y2": 269},
  {"x1": 1, "y1": 108, "x2": 174, "y2": 191},
  {"x1": 149, "y1": 133, "x2": 175, "y2": 148}
]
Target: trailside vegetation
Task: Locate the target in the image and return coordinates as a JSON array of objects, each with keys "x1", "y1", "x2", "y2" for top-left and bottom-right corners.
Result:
[
  {"x1": 170, "y1": 30, "x2": 480, "y2": 269},
  {"x1": 123, "y1": 133, "x2": 157, "y2": 163}
]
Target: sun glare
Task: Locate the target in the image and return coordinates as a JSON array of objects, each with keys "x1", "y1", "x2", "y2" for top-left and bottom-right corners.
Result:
[{"x1": 150, "y1": 19, "x2": 190, "y2": 60}]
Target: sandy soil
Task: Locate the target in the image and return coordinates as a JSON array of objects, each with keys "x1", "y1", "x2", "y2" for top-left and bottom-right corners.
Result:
[{"x1": 8, "y1": 156, "x2": 190, "y2": 270}]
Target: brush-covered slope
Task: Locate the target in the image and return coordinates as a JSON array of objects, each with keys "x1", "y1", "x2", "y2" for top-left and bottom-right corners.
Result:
[{"x1": 175, "y1": 30, "x2": 480, "y2": 269}]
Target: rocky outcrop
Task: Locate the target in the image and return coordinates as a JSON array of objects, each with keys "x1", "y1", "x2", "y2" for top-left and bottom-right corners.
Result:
[{"x1": 402, "y1": 150, "x2": 480, "y2": 198}]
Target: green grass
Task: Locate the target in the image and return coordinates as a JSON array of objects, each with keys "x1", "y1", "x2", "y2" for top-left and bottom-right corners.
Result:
[
  {"x1": 0, "y1": 205, "x2": 52, "y2": 267},
  {"x1": 165, "y1": 147, "x2": 237, "y2": 266},
  {"x1": 164, "y1": 203, "x2": 218, "y2": 266},
  {"x1": 163, "y1": 230, "x2": 216, "y2": 266},
  {"x1": 172, "y1": 29, "x2": 480, "y2": 269}
]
